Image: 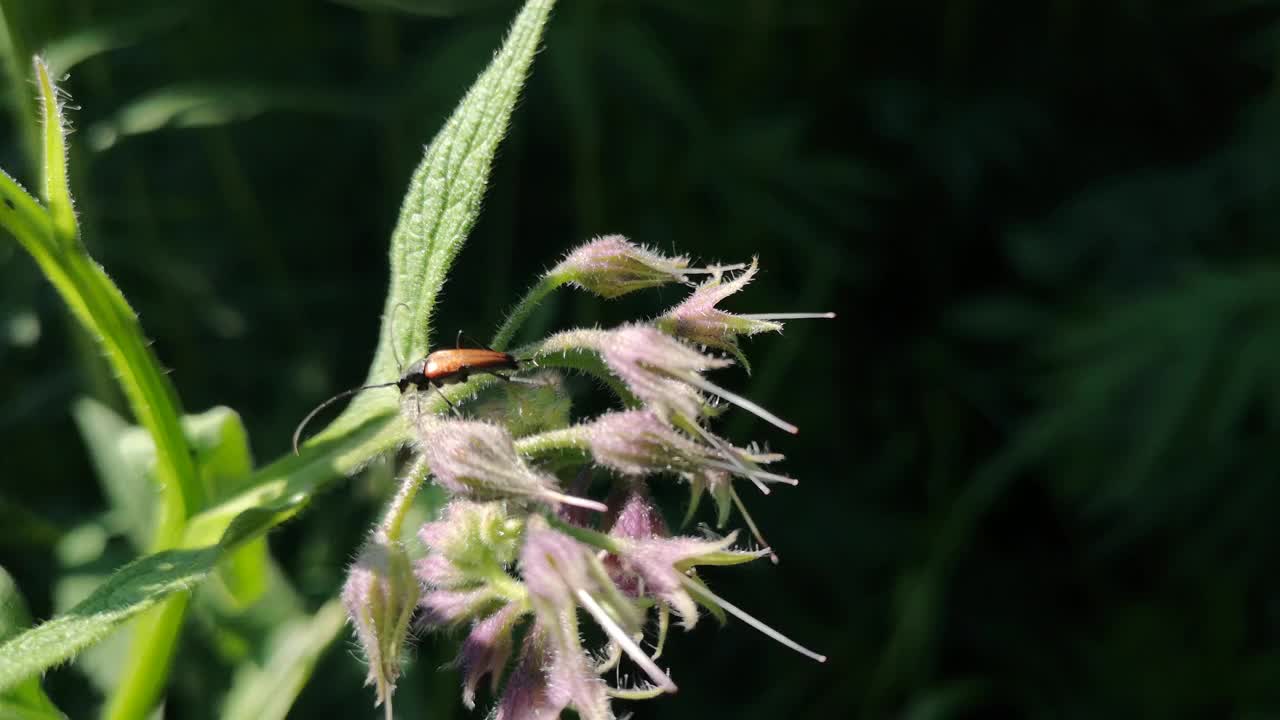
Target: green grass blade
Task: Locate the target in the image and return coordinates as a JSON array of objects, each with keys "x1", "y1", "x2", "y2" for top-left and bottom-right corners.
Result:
[
  {"x1": 6, "y1": 60, "x2": 200, "y2": 538},
  {"x1": 34, "y1": 59, "x2": 77, "y2": 245},
  {"x1": 219, "y1": 600, "x2": 348, "y2": 720}
]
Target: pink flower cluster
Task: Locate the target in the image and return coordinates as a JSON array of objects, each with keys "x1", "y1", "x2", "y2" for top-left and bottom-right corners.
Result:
[{"x1": 343, "y1": 238, "x2": 831, "y2": 718}]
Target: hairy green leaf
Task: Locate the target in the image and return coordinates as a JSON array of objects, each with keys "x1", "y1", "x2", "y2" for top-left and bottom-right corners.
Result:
[
  {"x1": 320, "y1": 0, "x2": 557, "y2": 443},
  {"x1": 0, "y1": 568, "x2": 65, "y2": 719}
]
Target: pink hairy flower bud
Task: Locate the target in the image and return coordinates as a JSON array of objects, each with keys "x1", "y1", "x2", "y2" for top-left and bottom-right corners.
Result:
[
  {"x1": 551, "y1": 235, "x2": 692, "y2": 298},
  {"x1": 606, "y1": 486, "x2": 669, "y2": 541},
  {"x1": 539, "y1": 325, "x2": 726, "y2": 424},
  {"x1": 600, "y1": 325, "x2": 729, "y2": 423},
  {"x1": 458, "y1": 603, "x2": 523, "y2": 709},
  {"x1": 342, "y1": 535, "x2": 420, "y2": 710},
  {"x1": 521, "y1": 517, "x2": 676, "y2": 698},
  {"x1": 418, "y1": 419, "x2": 606, "y2": 512},
  {"x1": 539, "y1": 324, "x2": 799, "y2": 434},
  {"x1": 419, "y1": 586, "x2": 496, "y2": 627},
  {"x1": 610, "y1": 528, "x2": 765, "y2": 629},
  {"x1": 655, "y1": 258, "x2": 779, "y2": 367},
  {"x1": 495, "y1": 627, "x2": 613, "y2": 720},
  {"x1": 603, "y1": 488, "x2": 668, "y2": 597},
  {"x1": 585, "y1": 410, "x2": 796, "y2": 502},
  {"x1": 519, "y1": 518, "x2": 598, "y2": 610},
  {"x1": 656, "y1": 258, "x2": 835, "y2": 371}
]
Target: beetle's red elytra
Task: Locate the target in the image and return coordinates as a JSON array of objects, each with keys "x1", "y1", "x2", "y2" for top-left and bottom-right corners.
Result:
[{"x1": 405, "y1": 348, "x2": 519, "y2": 390}]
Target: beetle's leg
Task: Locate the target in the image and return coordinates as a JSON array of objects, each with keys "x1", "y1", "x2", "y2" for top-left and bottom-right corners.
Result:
[
  {"x1": 493, "y1": 372, "x2": 544, "y2": 386},
  {"x1": 432, "y1": 381, "x2": 462, "y2": 418}
]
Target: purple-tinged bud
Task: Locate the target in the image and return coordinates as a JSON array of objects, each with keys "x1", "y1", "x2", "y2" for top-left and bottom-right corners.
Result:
[
  {"x1": 342, "y1": 535, "x2": 420, "y2": 710},
  {"x1": 656, "y1": 259, "x2": 809, "y2": 371},
  {"x1": 540, "y1": 325, "x2": 726, "y2": 424},
  {"x1": 520, "y1": 518, "x2": 598, "y2": 610},
  {"x1": 539, "y1": 325, "x2": 800, "y2": 434},
  {"x1": 544, "y1": 615, "x2": 613, "y2": 720},
  {"x1": 611, "y1": 530, "x2": 766, "y2": 629},
  {"x1": 494, "y1": 628, "x2": 587, "y2": 720},
  {"x1": 585, "y1": 410, "x2": 796, "y2": 498},
  {"x1": 458, "y1": 603, "x2": 523, "y2": 709},
  {"x1": 604, "y1": 487, "x2": 668, "y2": 597},
  {"x1": 419, "y1": 586, "x2": 496, "y2": 627},
  {"x1": 600, "y1": 325, "x2": 729, "y2": 423},
  {"x1": 607, "y1": 486, "x2": 669, "y2": 541},
  {"x1": 492, "y1": 609, "x2": 613, "y2": 720},
  {"x1": 418, "y1": 419, "x2": 606, "y2": 512},
  {"x1": 521, "y1": 517, "x2": 676, "y2": 699},
  {"x1": 551, "y1": 235, "x2": 693, "y2": 298}
]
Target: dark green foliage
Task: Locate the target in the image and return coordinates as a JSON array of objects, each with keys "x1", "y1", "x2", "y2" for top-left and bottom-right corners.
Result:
[{"x1": 2, "y1": 0, "x2": 1280, "y2": 717}]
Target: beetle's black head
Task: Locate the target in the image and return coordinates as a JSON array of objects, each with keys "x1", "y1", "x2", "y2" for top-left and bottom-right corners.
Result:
[{"x1": 398, "y1": 357, "x2": 429, "y2": 392}]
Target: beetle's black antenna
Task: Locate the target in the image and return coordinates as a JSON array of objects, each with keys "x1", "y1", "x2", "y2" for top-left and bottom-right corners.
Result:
[
  {"x1": 455, "y1": 330, "x2": 490, "y2": 350},
  {"x1": 293, "y1": 381, "x2": 399, "y2": 455}
]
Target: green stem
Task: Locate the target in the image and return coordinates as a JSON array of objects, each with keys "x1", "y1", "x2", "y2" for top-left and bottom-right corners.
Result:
[
  {"x1": 183, "y1": 411, "x2": 405, "y2": 547},
  {"x1": 491, "y1": 272, "x2": 568, "y2": 350},
  {"x1": 523, "y1": 346, "x2": 638, "y2": 406},
  {"x1": 546, "y1": 514, "x2": 622, "y2": 553},
  {"x1": 100, "y1": 596, "x2": 189, "y2": 720},
  {"x1": 487, "y1": 572, "x2": 530, "y2": 606},
  {"x1": 0, "y1": 63, "x2": 202, "y2": 720},
  {"x1": 514, "y1": 426, "x2": 590, "y2": 458},
  {"x1": 378, "y1": 455, "x2": 429, "y2": 543}
]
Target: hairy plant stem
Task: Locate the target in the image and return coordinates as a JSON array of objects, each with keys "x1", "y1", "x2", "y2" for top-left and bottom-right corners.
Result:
[
  {"x1": 491, "y1": 272, "x2": 569, "y2": 350},
  {"x1": 514, "y1": 426, "x2": 590, "y2": 458},
  {"x1": 546, "y1": 514, "x2": 622, "y2": 553},
  {"x1": 378, "y1": 455, "x2": 430, "y2": 542}
]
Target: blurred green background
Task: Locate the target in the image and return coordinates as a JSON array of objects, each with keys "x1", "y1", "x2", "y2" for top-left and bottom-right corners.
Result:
[{"x1": 4, "y1": 0, "x2": 1280, "y2": 717}]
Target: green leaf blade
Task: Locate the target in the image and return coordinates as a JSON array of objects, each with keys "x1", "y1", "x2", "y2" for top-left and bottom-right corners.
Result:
[
  {"x1": 0, "y1": 568, "x2": 66, "y2": 719},
  {"x1": 360, "y1": 0, "x2": 556, "y2": 396},
  {"x1": 33, "y1": 58, "x2": 76, "y2": 245},
  {"x1": 0, "y1": 547, "x2": 215, "y2": 694}
]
